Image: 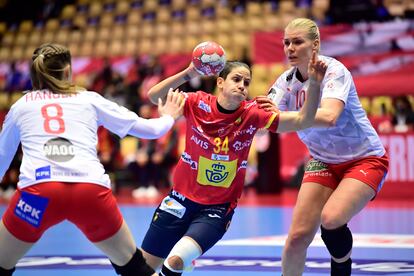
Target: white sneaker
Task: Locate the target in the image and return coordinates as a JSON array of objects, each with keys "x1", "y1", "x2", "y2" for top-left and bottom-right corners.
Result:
[
  {"x1": 132, "y1": 187, "x2": 147, "y2": 198},
  {"x1": 145, "y1": 186, "x2": 159, "y2": 198}
]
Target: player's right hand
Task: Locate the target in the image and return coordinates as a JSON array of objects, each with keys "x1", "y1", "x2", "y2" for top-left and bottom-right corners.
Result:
[
  {"x1": 185, "y1": 62, "x2": 202, "y2": 79},
  {"x1": 307, "y1": 50, "x2": 327, "y2": 83}
]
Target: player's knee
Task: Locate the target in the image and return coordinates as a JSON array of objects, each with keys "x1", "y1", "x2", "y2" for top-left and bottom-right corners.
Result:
[
  {"x1": 286, "y1": 228, "x2": 315, "y2": 251},
  {"x1": 166, "y1": 255, "x2": 184, "y2": 271},
  {"x1": 320, "y1": 224, "x2": 353, "y2": 259},
  {"x1": 0, "y1": 266, "x2": 15, "y2": 276},
  {"x1": 163, "y1": 236, "x2": 202, "y2": 272},
  {"x1": 110, "y1": 248, "x2": 155, "y2": 276},
  {"x1": 321, "y1": 211, "x2": 346, "y2": 230}
]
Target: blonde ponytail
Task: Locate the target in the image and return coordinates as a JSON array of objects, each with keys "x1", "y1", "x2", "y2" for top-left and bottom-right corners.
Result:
[{"x1": 30, "y1": 43, "x2": 85, "y2": 94}]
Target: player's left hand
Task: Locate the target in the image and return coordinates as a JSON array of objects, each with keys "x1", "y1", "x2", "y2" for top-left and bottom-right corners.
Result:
[
  {"x1": 158, "y1": 88, "x2": 185, "y2": 119},
  {"x1": 256, "y1": 96, "x2": 278, "y2": 112}
]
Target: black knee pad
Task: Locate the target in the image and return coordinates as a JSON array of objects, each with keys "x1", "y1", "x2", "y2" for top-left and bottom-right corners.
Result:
[
  {"x1": 321, "y1": 224, "x2": 353, "y2": 259},
  {"x1": 111, "y1": 248, "x2": 155, "y2": 276},
  {"x1": 0, "y1": 266, "x2": 15, "y2": 276}
]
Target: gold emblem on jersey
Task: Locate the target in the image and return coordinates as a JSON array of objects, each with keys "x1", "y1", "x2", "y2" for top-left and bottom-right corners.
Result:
[
  {"x1": 153, "y1": 212, "x2": 159, "y2": 222},
  {"x1": 197, "y1": 156, "x2": 237, "y2": 188}
]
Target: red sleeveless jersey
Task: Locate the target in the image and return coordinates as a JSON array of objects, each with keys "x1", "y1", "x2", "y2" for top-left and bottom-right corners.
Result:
[{"x1": 172, "y1": 91, "x2": 279, "y2": 204}]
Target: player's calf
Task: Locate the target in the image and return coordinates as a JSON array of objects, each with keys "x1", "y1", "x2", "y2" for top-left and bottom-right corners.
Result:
[
  {"x1": 321, "y1": 224, "x2": 353, "y2": 276},
  {"x1": 160, "y1": 261, "x2": 182, "y2": 276},
  {"x1": 110, "y1": 248, "x2": 155, "y2": 276},
  {"x1": 0, "y1": 266, "x2": 15, "y2": 276}
]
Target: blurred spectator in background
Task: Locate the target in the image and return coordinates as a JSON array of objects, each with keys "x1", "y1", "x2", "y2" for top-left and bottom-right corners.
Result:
[
  {"x1": 5, "y1": 62, "x2": 24, "y2": 93},
  {"x1": 91, "y1": 57, "x2": 113, "y2": 94},
  {"x1": 126, "y1": 55, "x2": 166, "y2": 111},
  {"x1": 178, "y1": 74, "x2": 217, "y2": 95},
  {"x1": 128, "y1": 104, "x2": 179, "y2": 198},
  {"x1": 0, "y1": 146, "x2": 21, "y2": 200},
  {"x1": 97, "y1": 127, "x2": 124, "y2": 192},
  {"x1": 372, "y1": 0, "x2": 393, "y2": 21},
  {"x1": 39, "y1": 0, "x2": 67, "y2": 21},
  {"x1": 103, "y1": 71, "x2": 128, "y2": 108},
  {"x1": 138, "y1": 55, "x2": 164, "y2": 104},
  {"x1": 125, "y1": 57, "x2": 143, "y2": 112},
  {"x1": 0, "y1": 0, "x2": 71, "y2": 24},
  {"x1": 328, "y1": 0, "x2": 379, "y2": 23},
  {"x1": 391, "y1": 95, "x2": 414, "y2": 132},
  {"x1": 374, "y1": 102, "x2": 393, "y2": 133}
]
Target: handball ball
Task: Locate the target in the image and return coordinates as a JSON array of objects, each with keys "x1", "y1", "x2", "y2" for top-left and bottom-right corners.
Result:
[{"x1": 192, "y1": 41, "x2": 226, "y2": 76}]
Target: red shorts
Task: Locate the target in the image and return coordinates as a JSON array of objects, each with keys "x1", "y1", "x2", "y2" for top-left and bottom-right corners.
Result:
[
  {"x1": 303, "y1": 154, "x2": 389, "y2": 193},
  {"x1": 2, "y1": 182, "x2": 123, "y2": 243}
]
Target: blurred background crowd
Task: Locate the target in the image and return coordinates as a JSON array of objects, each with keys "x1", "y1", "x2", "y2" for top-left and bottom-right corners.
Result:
[{"x1": 0, "y1": 0, "x2": 413, "y2": 200}]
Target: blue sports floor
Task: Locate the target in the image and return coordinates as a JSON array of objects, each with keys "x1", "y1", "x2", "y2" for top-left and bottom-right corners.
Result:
[{"x1": 1, "y1": 191, "x2": 414, "y2": 276}]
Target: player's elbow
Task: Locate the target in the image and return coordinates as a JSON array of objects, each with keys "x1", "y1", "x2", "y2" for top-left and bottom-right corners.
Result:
[{"x1": 324, "y1": 114, "x2": 338, "y2": 127}]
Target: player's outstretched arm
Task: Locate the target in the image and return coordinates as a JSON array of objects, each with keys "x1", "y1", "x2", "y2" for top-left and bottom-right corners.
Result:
[
  {"x1": 276, "y1": 51, "x2": 327, "y2": 133},
  {"x1": 0, "y1": 111, "x2": 20, "y2": 180},
  {"x1": 147, "y1": 63, "x2": 199, "y2": 105},
  {"x1": 128, "y1": 90, "x2": 185, "y2": 139}
]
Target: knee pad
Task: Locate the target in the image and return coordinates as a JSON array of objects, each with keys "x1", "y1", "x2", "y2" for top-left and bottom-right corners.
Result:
[
  {"x1": 321, "y1": 224, "x2": 353, "y2": 259},
  {"x1": 0, "y1": 266, "x2": 15, "y2": 276},
  {"x1": 111, "y1": 248, "x2": 155, "y2": 276},
  {"x1": 165, "y1": 236, "x2": 202, "y2": 270}
]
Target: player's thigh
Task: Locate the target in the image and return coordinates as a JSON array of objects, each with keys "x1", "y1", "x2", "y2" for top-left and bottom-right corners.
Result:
[
  {"x1": 322, "y1": 178, "x2": 375, "y2": 227},
  {"x1": 290, "y1": 182, "x2": 333, "y2": 233},
  {"x1": 186, "y1": 204, "x2": 234, "y2": 253},
  {"x1": 0, "y1": 220, "x2": 34, "y2": 269},
  {"x1": 141, "y1": 201, "x2": 191, "y2": 259},
  {"x1": 67, "y1": 183, "x2": 123, "y2": 243}
]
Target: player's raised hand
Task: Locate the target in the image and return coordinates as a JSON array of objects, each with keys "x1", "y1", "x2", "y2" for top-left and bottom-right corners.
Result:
[
  {"x1": 158, "y1": 88, "x2": 185, "y2": 120},
  {"x1": 307, "y1": 50, "x2": 327, "y2": 83},
  {"x1": 184, "y1": 62, "x2": 202, "y2": 80}
]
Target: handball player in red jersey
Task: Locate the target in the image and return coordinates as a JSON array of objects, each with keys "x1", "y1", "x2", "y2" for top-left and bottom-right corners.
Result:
[{"x1": 140, "y1": 54, "x2": 327, "y2": 276}]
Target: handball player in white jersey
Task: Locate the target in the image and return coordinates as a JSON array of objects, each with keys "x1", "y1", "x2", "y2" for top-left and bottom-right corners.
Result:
[
  {"x1": 0, "y1": 43, "x2": 185, "y2": 276},
  {"x1": 257, "y1": 18, "x2": 389, "y2": 276}
]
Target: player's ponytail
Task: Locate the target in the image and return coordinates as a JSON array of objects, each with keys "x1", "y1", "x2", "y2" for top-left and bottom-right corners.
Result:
[{"x1": 30, "y1": 43, "x2": 84, "y2": 94}]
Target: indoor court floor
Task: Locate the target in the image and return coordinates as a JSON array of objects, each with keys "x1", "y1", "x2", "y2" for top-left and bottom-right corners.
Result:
[{"x1": 1, "y1": 189, "x2": 413, "y2": 276}]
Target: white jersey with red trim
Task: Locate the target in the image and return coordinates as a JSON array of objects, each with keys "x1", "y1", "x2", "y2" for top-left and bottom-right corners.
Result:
[
  {"x1": 0, "y1": 90, "x2": 167, "y2": 189},
  {"x1": 268, "y1": 55, "x2": 385, "y2": 164}
]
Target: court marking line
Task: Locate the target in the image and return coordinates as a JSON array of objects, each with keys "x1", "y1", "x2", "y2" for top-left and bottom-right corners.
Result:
[
  {"x1": 217, "y1": 233, "x2": 414, "y2": 248},
  {"x1": 15, "y1": 256, "x2": 414, "y2": 274}
]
